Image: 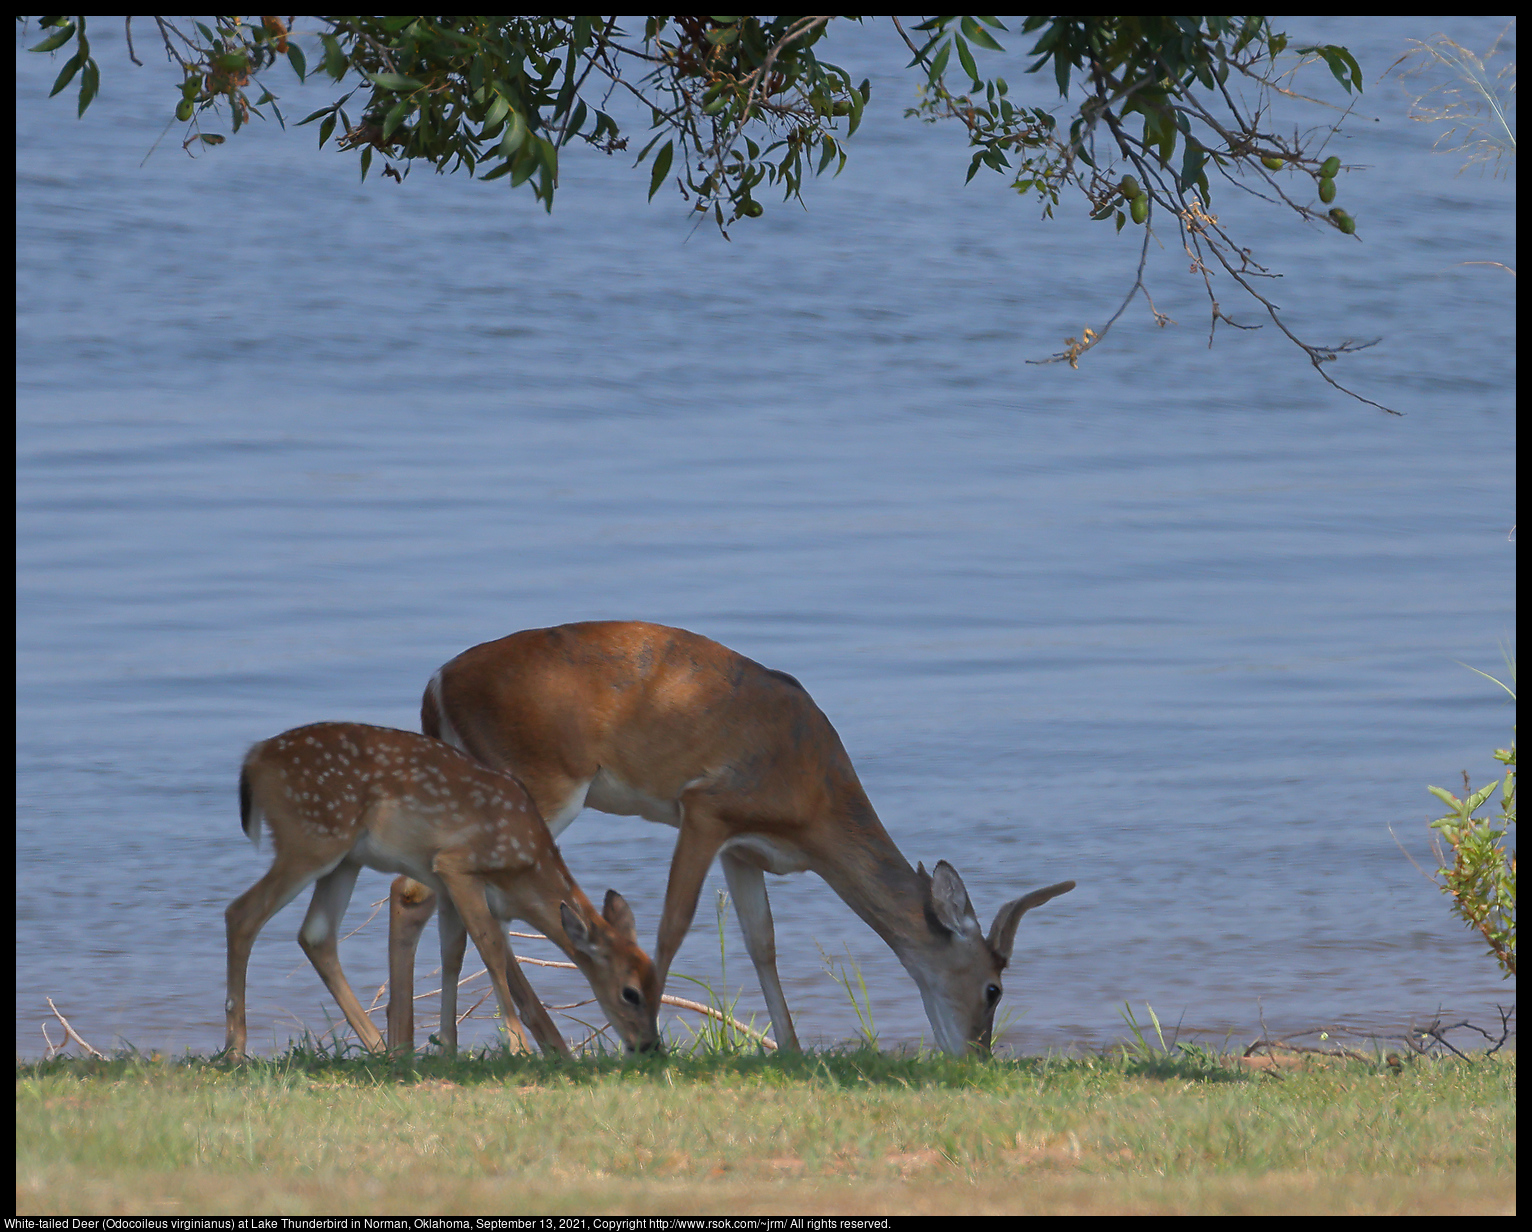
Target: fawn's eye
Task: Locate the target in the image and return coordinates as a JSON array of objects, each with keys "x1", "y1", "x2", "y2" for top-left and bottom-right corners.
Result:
[
  {"x1": 985, "y1": 983, "x2": 1002, "y2": 1008},
  {"x1": 622, "y1": 986, "x2": 644, "y2": 1008}
]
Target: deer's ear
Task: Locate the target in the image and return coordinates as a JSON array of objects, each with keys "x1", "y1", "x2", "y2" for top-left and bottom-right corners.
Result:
[
  {"x1": 927, "y1": 860, "x2": 982, "y2": 939},
  {"x1": 987, "y1": 881, "x2": 1077, "y2": 961},
  {"x1": 603, "y1": 889, "x2": 637, "y2": 943},
  {"x1": 561, "y1": 901, "x2": 598, "y2": 956}
]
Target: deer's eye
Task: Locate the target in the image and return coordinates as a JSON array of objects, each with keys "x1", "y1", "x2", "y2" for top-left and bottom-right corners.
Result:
[
  {"x1": 622, "y1": 986, "x2": 644, "y2": 1008},
  {"x1": 985, "y1": 983, "x2": 1002, "y2": 1008}
]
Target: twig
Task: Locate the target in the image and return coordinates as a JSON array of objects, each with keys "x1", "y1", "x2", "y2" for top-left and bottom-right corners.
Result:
[
  {"x1": 42, "y1": 999, "x2": 107, "y2": 1060},
  {"x1": 1028, "y1": 213, "x2": 1168, "y2": 368},
  {"x1": 1242, "y1": 1035, "x2": 1375, "y2": 1064},
  {"x1": 659, "y1": 994, "x2": 778, "y2": 1050}
]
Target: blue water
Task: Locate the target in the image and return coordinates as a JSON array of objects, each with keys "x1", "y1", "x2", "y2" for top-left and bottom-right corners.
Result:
[{"x1": 16, "y1": 17, "x2": 1515, "y2": 1058}]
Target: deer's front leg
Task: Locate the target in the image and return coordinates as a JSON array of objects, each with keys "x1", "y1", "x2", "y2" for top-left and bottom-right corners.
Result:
[
  {"x1": 432, "y1": 854, "x2": 572, "y2": 1060},
  {"x1": 654, "y1": 800, "x2": 732, "y2": 989}
]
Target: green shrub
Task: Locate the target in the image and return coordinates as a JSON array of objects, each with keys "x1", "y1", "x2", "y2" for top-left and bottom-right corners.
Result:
[{"x1": 1426, "y1": 666, "x2": 1516, "y2": 977}]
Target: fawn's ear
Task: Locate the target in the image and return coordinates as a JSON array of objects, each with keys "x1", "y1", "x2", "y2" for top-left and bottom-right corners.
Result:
[
  {"x1": 561, "y1": 901, "x2": 598, "y2": 956},
  {"x1": 925, "y1": 860, "x2": 983, "y2": 939},
  {"x1": 987, "y1": 881, "x2": 1077, "y2": 962},
  {"x1": 602, "y1": 889, "x2": 637, "y2": 943}
]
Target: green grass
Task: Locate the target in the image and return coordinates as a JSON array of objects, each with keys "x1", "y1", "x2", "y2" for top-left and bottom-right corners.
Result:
[{"x1": 15, "y1": 1044, "x2": 1515, "y2": 1215}]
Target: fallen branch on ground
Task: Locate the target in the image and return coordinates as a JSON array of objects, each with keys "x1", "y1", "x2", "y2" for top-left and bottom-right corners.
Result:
[{"x1": 42, "y1": 999, "x2": 107, "y2": 1060}]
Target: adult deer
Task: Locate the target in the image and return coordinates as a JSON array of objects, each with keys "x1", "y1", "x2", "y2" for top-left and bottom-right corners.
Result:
[
  {"x1": 388, "y1": 621, "x2": 1075, "y2": 1056},
  {"x1": 225, "y1": 722, "x2": 661, "y2": 1059}
]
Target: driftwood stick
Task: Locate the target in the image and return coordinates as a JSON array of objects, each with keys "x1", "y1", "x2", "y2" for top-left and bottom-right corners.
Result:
[
  {"x1": 659, "y1": 994, "x2": 779, "y2": 1051},
  {"x1": 43, "y1": 999, "x2": 107, "y2": 1060}
]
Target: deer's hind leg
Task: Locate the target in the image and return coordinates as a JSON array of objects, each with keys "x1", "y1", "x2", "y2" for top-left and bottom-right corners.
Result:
[
  {"x1": 386, "y1": 876, "x2": 438, "y2": 1053},
  {"x1": 721, "y1": 850, "x2": 801, "y2": 1052},
  {"x1": 225, "y1": 844, "x2": 345, "y2": 1057},
  {"x1": 297, "y1": 859, "x2": 386, "y2": 1053}
]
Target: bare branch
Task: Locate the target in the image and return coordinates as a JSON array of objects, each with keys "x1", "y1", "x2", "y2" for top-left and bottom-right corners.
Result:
[{"x1": 42, "y1": 999, "x2": 107, "y2": 1061}]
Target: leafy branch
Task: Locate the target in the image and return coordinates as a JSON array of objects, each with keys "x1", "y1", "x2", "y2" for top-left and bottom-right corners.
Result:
[
  {"x1": 896, "y1": 16, "x2": 1391, "y2": 411},
  {"x1": 23, "y1": 16, "x2": 1405, "y2": 405}
]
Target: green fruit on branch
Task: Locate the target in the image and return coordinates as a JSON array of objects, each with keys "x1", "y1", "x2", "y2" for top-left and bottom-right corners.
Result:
[
  {"x1": 1320, "y1": 155, "x2": 1341, "y2": 179},
  {"x1": 1130, "y1": 195, "x2": 1148, "y2": 225},
  {"x1": 1261, "y1": 156, "x2": 1284, "y2": 171},
  {"x1": 1328, "y1": 207, "x2": 1355, "y2": 234},
  {"x1": 1119, "y1": 175, "x2": 1142, "y2": 200},
  {"x1": 1318, "y1": 176, "x2": 1337, "y2": 204}
]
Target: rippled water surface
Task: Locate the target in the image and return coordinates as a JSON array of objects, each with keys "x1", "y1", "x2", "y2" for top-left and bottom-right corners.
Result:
[{"x1": 16, "y1": 17, "x2": 1515, "y2": 1057}]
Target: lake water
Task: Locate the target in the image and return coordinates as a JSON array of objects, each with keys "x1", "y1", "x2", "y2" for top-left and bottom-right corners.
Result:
[{"x1": 16, "y1": 17, "x2": 1515, "y2": 1059}]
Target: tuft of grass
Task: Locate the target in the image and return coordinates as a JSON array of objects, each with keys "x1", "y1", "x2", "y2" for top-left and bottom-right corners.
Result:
[
  {"x1": 817, "y1": 942, "x2": 880, "y2": 1049},
  {"x1": 667, "y1": 890, "x2": 774, "y2": 1056}
]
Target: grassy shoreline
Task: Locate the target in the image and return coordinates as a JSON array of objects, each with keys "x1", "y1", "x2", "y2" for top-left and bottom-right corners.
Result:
[{"x1": 15, "y1": 1045, "x2": 1515, "y2": 1215}]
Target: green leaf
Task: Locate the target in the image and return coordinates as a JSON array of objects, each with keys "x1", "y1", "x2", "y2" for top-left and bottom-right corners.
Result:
[
  {"x1": 510, "y1": 151, "x2": 538, "y2": 187},
  {"x1": 1180, "y1": 140, "x2": 1207, "y2": 197},
  {"x1": 1298, "y1": 44, "x2": 1362, "y2": 95},
  {"x1": 382, "y1": 99, "x2": 411, "y2": 141},
  {"x1": 28, "y1": 22, "x2": 76, "y2": 54},
  {"x1": 287, "y1": 43, "x2": 307, "y2": 82},
  {"x1": 359, "y1": 146, "x2": 373, "y2": 181},
  {"x1": 1466, "y1": 782, "x2": 1501, "y2": 812},
  {"x1": 484, "y1": 94, "x2": 509, "y2": 131},
  {"x1": 318, "y1": 114, "x2": 336, "y2": 149},
  {"x1": 1336, "y1": 46, "x2": 1363, "y2": 93},
  {"x1": 501, "y1": 109, "x2": 528, "y2": 156},
  {"x1": 77, "y1": 60, "x2": 99, "y2": 118},
  {"x1": 929, "y1": 42, "x2": 951, "y2": 81},
  {"x1": 369, "y1": 73, "x2": 426, "y2": 92},
  {"x1": 817, "y1": 134, "x2": 838, "y2": 175},
  {"x1": 956, "y1": 36, "x2": 980, "y2": 85},
  {"x1": 321, "y1": 35, "x2": 346, "y2": 80},
  {"x1": 48, "y1": 51, "x2": 83, "y2": 98},
  {"x1": 648, "y1": 139, "x2": 674, "y2": 200},
  {"x1": 1428, "y1": 785, "x2": 1464, "y2": 811},
  {"x1": 960, "y1": 18, "x2": 1005, "y2": 52},
  {"x1": 846, "y1": 82, "x2": 865, "y2": 137},
  {"x1": 534, "y1": 135, "x2": 558, "y2": 182}
]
